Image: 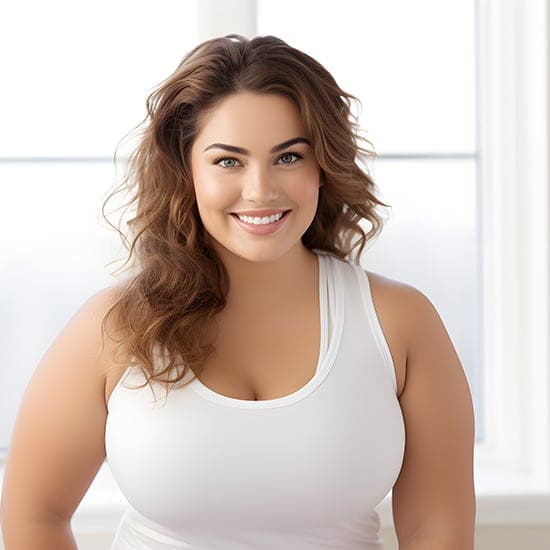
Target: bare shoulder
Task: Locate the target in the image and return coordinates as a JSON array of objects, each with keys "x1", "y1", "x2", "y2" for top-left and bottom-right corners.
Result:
[
  {"x1": 80, "y1": 286, "x2": 131, "y2": 404},
  {"x1": 364, "y1": 270, "x2": 419, "y2": 303},
  {"x1": 38, "y1": 284, "x2": 128, "y2": 407},
  {"x1": 68, "y1": 285, "x2": 128, "y2": 381},
  {"x1": 365, "y1": 269, "x2": 442, "y2": 351},
  {"x1": 367, "y1": 272, "x2": 460, "y2": 359}
]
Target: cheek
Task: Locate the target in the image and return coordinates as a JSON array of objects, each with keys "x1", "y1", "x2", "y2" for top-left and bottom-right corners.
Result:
[
  {"x1": 193, "y1": 174, "x2": 234, "y2": 211},
  {"x1": 291, "y1": 170, "x2": 320, "y2": 206}
]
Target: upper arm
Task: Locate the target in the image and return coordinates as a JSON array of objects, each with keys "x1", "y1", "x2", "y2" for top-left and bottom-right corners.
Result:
[
  {"x1": 391, "y1": 287, "x2": 476, "y2": 546},
  {"x1": 1, "y1": 287, "x2": 120, "y2": 524}
]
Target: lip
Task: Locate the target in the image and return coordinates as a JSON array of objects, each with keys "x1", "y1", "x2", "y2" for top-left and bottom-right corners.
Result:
[{"x1": 231, "y1": 210, "x2": 291, "y2": 236}]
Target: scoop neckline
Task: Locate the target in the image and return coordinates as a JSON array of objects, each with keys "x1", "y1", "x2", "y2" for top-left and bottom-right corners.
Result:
[{"x1": 189, "y1": 250, "x2": 344, "y2": 409}]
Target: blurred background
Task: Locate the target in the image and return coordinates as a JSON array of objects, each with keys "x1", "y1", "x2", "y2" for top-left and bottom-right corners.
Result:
[{"x1": 0, "y1": 0, "x2": 548, "y2": 548}]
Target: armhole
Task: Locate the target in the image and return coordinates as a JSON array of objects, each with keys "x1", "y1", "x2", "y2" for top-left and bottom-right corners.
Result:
[
  {"x1": 353, "y1": 265, "x2": 398, "y2": 395},
  {"x1": 106, "y1": 364, "x2": 134, "y2": 412}
]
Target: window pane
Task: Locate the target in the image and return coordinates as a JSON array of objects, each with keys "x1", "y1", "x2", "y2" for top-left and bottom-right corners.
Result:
[
  {"x1": 361, "y1": 159, "x2": 483, "y2": 439},
  {"x1": 0, "y1": 0, "x2": 198, "y2": 157},
  {"x1": 257, "y1": 0, "x2": 476, "y2": 155},
  {"x1": 0, "y1": 162, "x2": 124, "y2": 450}
]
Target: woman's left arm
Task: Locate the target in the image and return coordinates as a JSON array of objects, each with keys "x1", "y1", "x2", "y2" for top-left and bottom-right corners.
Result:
[{"x1": 391, "y1": 286, "x2": 476, "y2": 550}]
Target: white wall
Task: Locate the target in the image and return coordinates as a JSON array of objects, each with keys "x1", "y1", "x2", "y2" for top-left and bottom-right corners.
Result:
[{"x1": 2, "y1": 524, "x2": 550, "y2": 549}]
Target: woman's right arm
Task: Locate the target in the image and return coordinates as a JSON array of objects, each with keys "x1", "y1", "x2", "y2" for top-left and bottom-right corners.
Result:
[{"x1": 0, "y1": 288, "x2": 121, "y2": 549}]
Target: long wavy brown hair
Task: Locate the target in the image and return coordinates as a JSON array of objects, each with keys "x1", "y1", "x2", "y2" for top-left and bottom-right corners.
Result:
[{"x1": 101, "y1": 33, "x2": 390, "y2": 395}]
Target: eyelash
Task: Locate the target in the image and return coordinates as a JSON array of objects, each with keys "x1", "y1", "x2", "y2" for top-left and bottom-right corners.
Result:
[{"x1": 212, "y1": 151, "x2": 305, "y2": 169}]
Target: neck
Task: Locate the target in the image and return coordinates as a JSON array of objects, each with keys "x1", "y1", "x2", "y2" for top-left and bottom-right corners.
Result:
[{"x1": 213, "y1": 242, "x2": 318, "y2": 309}]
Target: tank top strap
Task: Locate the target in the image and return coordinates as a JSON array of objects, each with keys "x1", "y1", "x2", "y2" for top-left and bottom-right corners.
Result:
[{"x1": 349, "y1": 262, "x2": 398, "y2": 394}]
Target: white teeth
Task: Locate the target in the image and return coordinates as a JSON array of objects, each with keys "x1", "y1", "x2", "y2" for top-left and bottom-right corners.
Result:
[{"x1": 237, "y1": 211, "x2": 284, "y2": 225}]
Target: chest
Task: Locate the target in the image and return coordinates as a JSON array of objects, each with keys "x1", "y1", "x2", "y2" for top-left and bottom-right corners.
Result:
[
  {"x1": 192, "y1": 291, "x2": 406, "y2": 401},
  {"x1": 195, "y1": 298, "x2": 321, "y2": 401}
]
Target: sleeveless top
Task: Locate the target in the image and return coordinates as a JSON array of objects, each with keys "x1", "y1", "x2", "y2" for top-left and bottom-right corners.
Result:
[{"x1": 105, "y1": 249, "x2": 406, "y2": 549}]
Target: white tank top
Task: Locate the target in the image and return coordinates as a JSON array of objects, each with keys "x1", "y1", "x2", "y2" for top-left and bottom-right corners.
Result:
[{"x1": 105, "y1": 249, "x2": 405, "y2": 549}]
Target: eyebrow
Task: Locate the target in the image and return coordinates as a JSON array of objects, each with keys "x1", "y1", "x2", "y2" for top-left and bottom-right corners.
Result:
[{"x1": 203, "y1": 137, "x2": 311, "y2": 155}]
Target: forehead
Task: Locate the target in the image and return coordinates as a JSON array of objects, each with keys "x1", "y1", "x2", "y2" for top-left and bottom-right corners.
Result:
[{"x1": 193, "y1": 92, "x2": 306, "y2": 149}]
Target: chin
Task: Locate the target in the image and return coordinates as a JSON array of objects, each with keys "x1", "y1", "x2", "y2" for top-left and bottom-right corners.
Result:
[{"x1": 216, "y1": 240, "x2": 296, "y2": 265}]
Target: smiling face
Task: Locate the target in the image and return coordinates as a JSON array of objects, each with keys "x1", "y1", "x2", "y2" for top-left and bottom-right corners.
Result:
[{"x1": 190, "y1": 92, "x2": 321, "y2": 264}]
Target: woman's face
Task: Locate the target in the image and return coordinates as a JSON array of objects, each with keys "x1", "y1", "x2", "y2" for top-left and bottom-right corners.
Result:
[{"x1": 190, "y1": 92, "x2": 321, "y2": 264}]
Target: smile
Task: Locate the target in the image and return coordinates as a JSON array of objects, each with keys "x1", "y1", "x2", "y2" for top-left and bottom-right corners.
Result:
[
  {"x1": 230, "y1": 210, "x2": 291, "y2": 235},
  {"x1": 236, "y1": 212, "x2": 284, "y2": 225}
]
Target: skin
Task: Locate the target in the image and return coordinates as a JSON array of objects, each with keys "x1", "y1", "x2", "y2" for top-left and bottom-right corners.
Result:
[
  {"x1": 0, "y1": 92, "x2": 475, "y2": 549},
  {"x1": 190, "y1": 92, "x2": 322, "y2": 310}
]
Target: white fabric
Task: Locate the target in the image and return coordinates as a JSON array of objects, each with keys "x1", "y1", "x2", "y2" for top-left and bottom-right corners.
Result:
[{"x1": 105, "y1": 249, "x2": 405, "y2": 549}]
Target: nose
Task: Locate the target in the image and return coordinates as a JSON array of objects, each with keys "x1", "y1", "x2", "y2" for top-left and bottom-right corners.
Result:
[{"x1": 241, "y1": 164, "x2": 280, "y2": 203}]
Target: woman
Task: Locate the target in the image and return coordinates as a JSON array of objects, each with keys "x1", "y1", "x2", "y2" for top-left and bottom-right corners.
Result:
[{"x1": 0, "y1": 34, "x2": 475, "y2": 549}]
